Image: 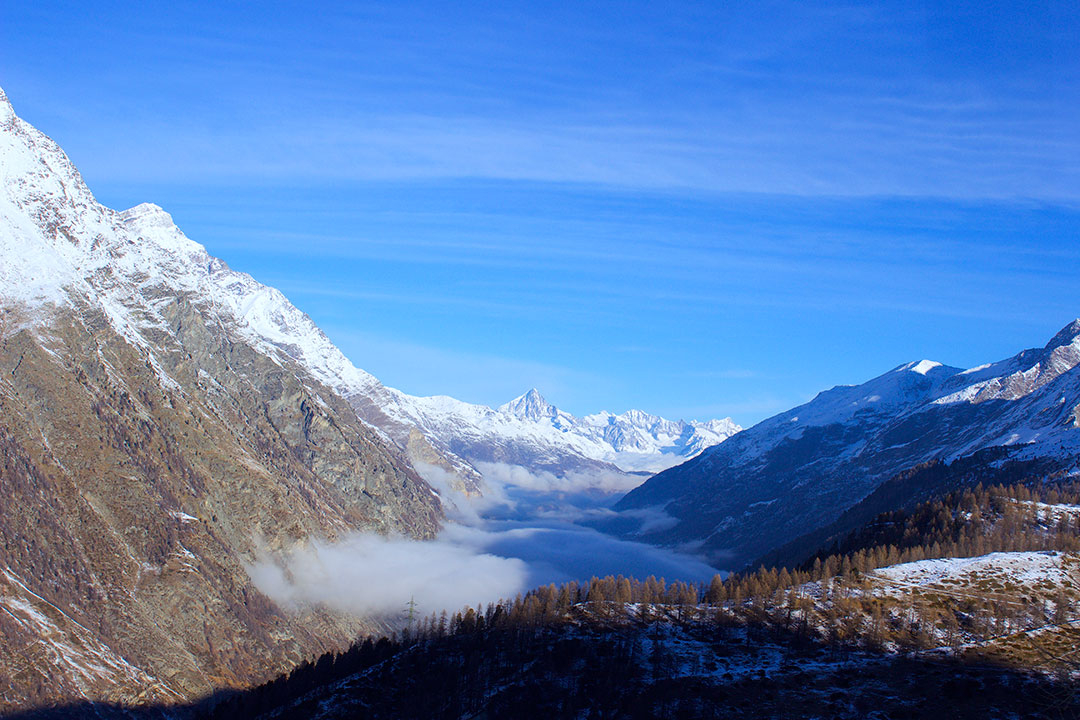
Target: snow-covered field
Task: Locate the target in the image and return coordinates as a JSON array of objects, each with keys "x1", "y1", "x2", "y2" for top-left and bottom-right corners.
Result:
[
  {"x1": 1014, "y1": 499, "x2": 1080, "y2": 522},
  {"x1": 872, "y1": 550, "x2": 1079, "y2": 593}
]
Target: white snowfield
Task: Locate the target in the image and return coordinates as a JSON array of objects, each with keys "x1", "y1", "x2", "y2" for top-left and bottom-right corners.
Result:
[
  {"x1": 872, "y1": 550, "x2": 1079, "y2": 594},
  {"x1": 0, "y1": 86, "x2": 739, "y2": 482},
  {"x1": 1015, "y1": 500, "x2": 1080, "y2": 522}
]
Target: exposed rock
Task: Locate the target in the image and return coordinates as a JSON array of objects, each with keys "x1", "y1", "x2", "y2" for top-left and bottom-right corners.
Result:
[{"x1": 0, "y1": 88, "x2": 441, "y2": 712}]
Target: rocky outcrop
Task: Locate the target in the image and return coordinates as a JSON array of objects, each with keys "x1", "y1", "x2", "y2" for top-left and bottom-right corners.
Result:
[{"x1": 0, "y1": 299, "x2": 441, "y2": 711}]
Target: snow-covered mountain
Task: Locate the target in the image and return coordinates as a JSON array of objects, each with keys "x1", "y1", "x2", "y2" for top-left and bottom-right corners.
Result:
[
  {"x1": 362, "y1": 387, "x2": 741, "y2": 480},
  {"x1": 617, "y1": 323, "x2": 1080, "y2": 568},
  {"x1": 0, "y1": 85, "x2": 736, "y2": 498},
  {"x1": 0, "y1": 85, "x2": 450, "y2": 709}
]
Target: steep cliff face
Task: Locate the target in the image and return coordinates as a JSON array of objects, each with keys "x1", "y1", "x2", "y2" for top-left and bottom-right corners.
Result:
[{"x1": 0, "y1": 88, "x2": 441, "y2": 711}]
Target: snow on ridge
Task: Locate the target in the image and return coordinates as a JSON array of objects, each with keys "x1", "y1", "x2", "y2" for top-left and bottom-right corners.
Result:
[
  {"x1": 752, "y1": 328, "x2": 1080, "y2": 446},
  {"x1": 1013, "y1": 499, "x2": 1080, "y2": 521},
  {"x1": 752, "y1": 359, "x2": 962, "y2": 437},
  {"x1": 909, "y1": 359, "x2": 942, "y2": 375},
  {"x1": 690, "y1": 322, "x2": 1080, "y2": 478},
  {"x1": 0, "y1": 86, "x2": 739, "y2": 478},
  {"x1": 384, "y1": 386, "x2": 742, "y2": 473},
  {"x1": 934, "y1": 322, "x2": 1080, "y2": 407},
  {"x1": 0, "y1": 88, "x2": 14, "y2": 125},
  {"x1": 0, "y1": 87, "x2": 386, "y2": 398},
  {"x1": 498, "y1": 388, "x2": 559, "y2": 420}
]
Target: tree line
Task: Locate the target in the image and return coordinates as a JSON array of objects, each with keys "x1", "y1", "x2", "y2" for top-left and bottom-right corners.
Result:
[{"x1": 198, "y1": 479, "x2": 1080, "y2": 719}]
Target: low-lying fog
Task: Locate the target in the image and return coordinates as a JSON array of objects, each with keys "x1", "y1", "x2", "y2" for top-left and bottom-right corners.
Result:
[{"x1": 249, "y1": 460, "x2": 721, "y2": 620}]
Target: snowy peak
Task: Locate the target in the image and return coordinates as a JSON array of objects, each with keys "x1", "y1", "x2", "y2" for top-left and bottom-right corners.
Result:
[
  {"x1": 0, "y1": 87, "x2": 13, "y2": 125},
  {"x1": 0, "y1": 86, "x2": 384, "y2": 399},
  {"x1": 907, "y1": 359, "x2": 944, "y2": 376},
  {"x1": 934, "y1": 320, "x2": 1080, "y2": 406},
  {"x1": 121, "y1": 202, "x2": 177, "y2": 231},
  {"x1": 1044, "y1": 318, "x2": 1080, "y2": 354},
  {"x1": 770, "y1": 359, "x2": 963, "y2": 435},
  {"x1": 498, "y1": 388, "x2": 559, "y2": 421},
  {"x1": 617, "y1": 408, "x2": 661, "y2": 428},
  {"x1": 381, "y1": 385, "x2": 742, "y2": 476}
]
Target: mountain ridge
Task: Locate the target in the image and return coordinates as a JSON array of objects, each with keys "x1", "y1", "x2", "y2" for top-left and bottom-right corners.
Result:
[
  {"x1": 617, "y1": 320, "x2": 1080, "y2": 568},
  {"x1": 375, "y1": 386, "x2": 742, "y2": 478},
  {"x1": 0, "y1": 84, "x2": 445, "y2": 710}
]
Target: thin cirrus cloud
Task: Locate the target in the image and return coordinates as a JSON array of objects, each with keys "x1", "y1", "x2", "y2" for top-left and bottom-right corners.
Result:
[
  {"x1": 7, "y1": 0, "x2": 1076, "y2": 202},
  {"x1": 308, "y1": 326, "x2": 604, "y2": 408},
  {"x1": 4, "y1": 0, "x2": 1077, "y2": 427},
  {"x1": 56, "y1": 107, "x2": 1080, "y2": 202}
]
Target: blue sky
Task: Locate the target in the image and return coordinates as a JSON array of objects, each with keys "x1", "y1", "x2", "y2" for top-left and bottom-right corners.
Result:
[{"x1": 3, "y1": 1, "x2": 1079, "y2": 424}]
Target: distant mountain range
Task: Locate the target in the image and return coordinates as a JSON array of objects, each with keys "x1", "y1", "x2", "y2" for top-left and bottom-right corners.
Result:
[
  {"x1": 364, "y1": 386, "x2": 740, "y2": 482},
  {"x1": 618, "y1": 321, "x2": 1080, "y2": 568}
]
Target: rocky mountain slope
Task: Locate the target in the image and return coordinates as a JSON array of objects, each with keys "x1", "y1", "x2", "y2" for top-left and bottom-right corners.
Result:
[
  {"x1": 617, "y1": 322, "x2": 1080, "y2": 568},
  {"x1": 0, "y1": 86, "x2": 447, "y2": 711}
]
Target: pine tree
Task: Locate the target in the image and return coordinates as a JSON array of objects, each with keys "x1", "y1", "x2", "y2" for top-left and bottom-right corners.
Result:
[{"x1": 704, "y1": 574, "x2": 726, "y2": 604}]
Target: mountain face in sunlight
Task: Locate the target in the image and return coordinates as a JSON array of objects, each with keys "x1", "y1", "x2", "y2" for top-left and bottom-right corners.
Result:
[
  {"x1": 0, "y1": 85, "x2": 453, "y2": 710},
  {"x1": 355, "y1": 385, "x2": 740, "y2": 484},
  {"x1": 619, "y1": 323, "x2": 1080, "y2": 568}
]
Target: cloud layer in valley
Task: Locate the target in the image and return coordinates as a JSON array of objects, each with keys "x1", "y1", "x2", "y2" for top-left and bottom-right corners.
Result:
[
  {"x1": 248, "y1": 533, "x2": 529, "y2": 619},
  {"x1": 249, "y1": 461, "x2": 722, "y2": 619}
]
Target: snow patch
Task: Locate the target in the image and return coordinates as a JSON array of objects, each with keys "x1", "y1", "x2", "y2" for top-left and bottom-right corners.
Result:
[
  {"x1": 910, "y1": 359, "x2": 943, "y2": 375},
  {"x1": 874, "y1": 551, "x2": 1077, "y2": 591}
]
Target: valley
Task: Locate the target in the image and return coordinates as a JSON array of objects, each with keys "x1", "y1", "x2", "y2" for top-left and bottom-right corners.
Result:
[{"x1": 1, "y1": 42, "x2": 1079, "y2": 718}]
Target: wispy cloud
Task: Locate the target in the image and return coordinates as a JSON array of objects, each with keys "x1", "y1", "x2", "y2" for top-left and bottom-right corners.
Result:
[
  {"x1": 662, "y1": 395, "x2": 796, "y2": 424},
  {"x1": 682, "y1": 369, "x2": 759, "y2": 380},
  {"x1": 56, "y1": 106, "x2": 1080, "y2": 202},
  {"x1": 9, "y1": 0, "x2": 1077, "y2": 204},
  {"x1": 247, "y1": 533, "x2": 528, "y2": 619}
]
